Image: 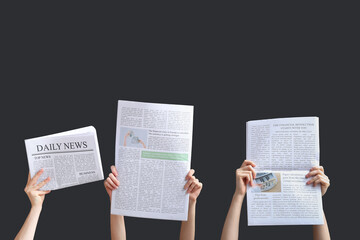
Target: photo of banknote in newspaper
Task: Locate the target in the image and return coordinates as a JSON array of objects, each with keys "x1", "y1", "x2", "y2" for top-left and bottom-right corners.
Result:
[{"x1": 251, "y1": 172, "x2": 281, "y2": 193}]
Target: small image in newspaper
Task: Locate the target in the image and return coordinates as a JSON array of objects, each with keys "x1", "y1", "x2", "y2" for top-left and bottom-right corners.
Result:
[
  {"x1": 251, "y1": 172, "x2": 282, "y2": 193},
  {"x1": 24, "y1": 126, "x2": 104, "y2": 190}
]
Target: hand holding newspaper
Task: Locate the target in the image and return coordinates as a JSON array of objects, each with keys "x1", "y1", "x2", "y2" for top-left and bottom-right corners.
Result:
[
  {"x1": 246, "y1": 117, "x2": 323, "y2": 226},
  {"x1": 111, "y1": 100, "x2": 194, "y2": 221},
  {"x1": 25, "y1": 126, "x2": 104, "y2": 190}
]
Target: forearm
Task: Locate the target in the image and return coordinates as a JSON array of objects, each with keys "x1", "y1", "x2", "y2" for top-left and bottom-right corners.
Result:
[
  {"x1": 15, "y1": 206, "x2": 42, "y2": 240},
  {"x1": 111, "y1": 214, "x2": 126, "y2": 240},
  {"x1": 221, "y1": 193, "x2": 244, "y2": 240},
  {"x1": 180, "y1": 200, "x2": 196, "y2": 240},
  {"x1": 313, "y1": 211, "x2": 330, "y2": 240}
]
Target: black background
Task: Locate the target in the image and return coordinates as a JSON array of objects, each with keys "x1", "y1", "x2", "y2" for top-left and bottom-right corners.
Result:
[{"x1": 1, "y1": 2, "x2": 358, "y2": 239}]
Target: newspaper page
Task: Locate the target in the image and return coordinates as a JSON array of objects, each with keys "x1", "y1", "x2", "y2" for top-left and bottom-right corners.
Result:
[
  {"x1": 111, "y1": 100, "x2": 194, "y2": 221},
  {"x1": 246, "y1": 117, "x2": 323, "y2": 226},
  {"x1": 25, "y1": 126, "x2": 104, "y2": 190}
]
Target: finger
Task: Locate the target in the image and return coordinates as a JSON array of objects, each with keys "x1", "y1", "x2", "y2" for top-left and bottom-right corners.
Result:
[
  {"x1": 104, "y1": 180, "x2": 109, "y2": 189},
  {"x1": 241, "y1": 160, "x2": 256, "y2": 168},
  {"x1": 239, "y1": 172, "x2": 251, "y2": 185},
  {"x1": 27, "y1": 172, "x2": 31, "y2": 184},
  {"x1": 192, "y1": 181, "x2": 203, "y2": 192},
  {"x1": 184, "y1": 176, "x2": 195, "y2": 190},
  {"x1": 29, "y1": 169, "x2": 44, "y2": 185},
  {"x1": 242, "y1": 171, "x2": 254, "y2": 186},
  {"x1": 248, "y1": 171, "x2": 254, "y2": 186},
  {"x1": 325, "y1": 176, "x2": 330, "y2": 186},
  {"x1": 242, "y1": 165, "x2": 256, "y2": 179},
  {"x1": 185, "y1": 169, "x2": 195, "y2": 180},
  {"x1": 111, "y1": 165, "x2": 118, "y2": 177},
  {"x1": 306, "y1": 170, "x2": 324, "y2": 178},
  {"x1": 35, "y1": 177, "x2": 51, "y2": 190},
  {"x1": 245, "y1": 174, "x2": 251, "y2": 186},
  {"x1": 187, "y1": 182, "x2": 195, "y2": 193},
  {"x1": 106, "y1": 177, "x2": 118, "y2": 189},
  {"x1": 310, "y1": 166, "x2": 324, "y2": 173},
  {"x1": 109, "y1": 173, "x2": 120, "y2": 186},
  {"x1": 104, "y1": 181, "x2": 115, "y2": 191},
  {"x1": 315, "y1": 175, "x2": 330, "y2": 186},
  {"x1": 187, "y1": 179, "x2": 199, "y2": 193},
  {"x1": 312, "y1": 178, "x2": 324, "y2": 187},
  {"x1": 104, "y1": 181, "x2": 110, "y2": 190},
  {"x1": 306, "y1": 175, "x2": 320, "y2": 185}
]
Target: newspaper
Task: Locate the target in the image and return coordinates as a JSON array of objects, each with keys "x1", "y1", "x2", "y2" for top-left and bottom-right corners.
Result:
[
  {"x1": 25, "y1": 126, "x2": 104, "y2": 190},
  {"x1": 246, "y1": 117, "x2": 323, "y2": 226},
  {"x1": 111, "y1": 100, "x2": 194, "y2": 221}
]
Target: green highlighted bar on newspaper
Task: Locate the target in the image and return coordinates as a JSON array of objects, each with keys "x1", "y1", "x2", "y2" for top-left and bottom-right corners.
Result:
[{"x1": 141, "y1": 151, "x2": 188, "y2": 161}]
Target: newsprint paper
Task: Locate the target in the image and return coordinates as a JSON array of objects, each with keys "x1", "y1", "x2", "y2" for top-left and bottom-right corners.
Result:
[
  {"x1": 25, "y1": 126, "x2": 104, "y2": 190},
  {"x1": 246, "y1": 117, "x2": 323, "y2": 226},
  {"x1": 111, "y1": 100, "x2": 194, "y2": 221}
]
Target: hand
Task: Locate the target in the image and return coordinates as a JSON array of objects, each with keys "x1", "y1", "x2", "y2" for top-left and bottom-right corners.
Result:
[
  {"x1": 235, "y1": 160, "x2": 256, "y2": 197},
  {"x1": 184, "y1": 169, "x2": 203, "y2": 203},
  {"x1": 24, "y1": 169, "x2": 51, "y2": 209},
  {"x1": 306, "y1": 166, "x2": 330, "y2": 196},
  {"x1": 104, "y1": 165, "x2": 120, "y2": 199}
]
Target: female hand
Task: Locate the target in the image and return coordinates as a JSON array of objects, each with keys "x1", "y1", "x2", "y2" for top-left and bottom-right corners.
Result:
[
  {"x1": 24, "y1": 169, "x2": 51, "y2": 209},
  {"x1": 306, "y1": 166, "x2": 330, "y2": 196},
  {"x1": 184, "y1": 169, "x2": 203, "y2": 203},
  {"x1": 235, "y1": 160, "x2": 256, "y2": 197},
  {"x1": 104, "y1": 165, "x2": 120, "y2": 199}
]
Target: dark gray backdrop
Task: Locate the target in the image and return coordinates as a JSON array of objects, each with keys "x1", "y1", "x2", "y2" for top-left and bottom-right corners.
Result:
[{"x1": 1, "y1": 2, "x2": 357, "y2": 239}]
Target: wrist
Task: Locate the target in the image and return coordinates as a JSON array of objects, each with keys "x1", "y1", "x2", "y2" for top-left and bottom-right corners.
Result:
[
  {"x1": 233, "y1": 191, "x2": 245, "y2": 200},
  {"x1": 31, "y1": 205, "x2": 42, "y2": 212},
  {"x1": 189, "y1": 198, "x2": 197, "y2": 206}
]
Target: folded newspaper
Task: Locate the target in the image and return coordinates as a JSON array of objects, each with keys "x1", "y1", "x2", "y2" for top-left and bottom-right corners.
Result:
[
  {"x1": 246, "y1": 117, "x2": 323, "y2": 226},
  {"x1": 25, "y1": 126, "x2": 104, "y2": 190},
  {"x1": 111, "y1": 100, "x2": 194, "y2": 221}
]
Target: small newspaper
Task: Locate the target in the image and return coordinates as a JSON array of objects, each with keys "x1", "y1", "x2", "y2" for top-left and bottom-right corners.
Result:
[
  {"x1": 246, "y1": 117, "x2": 323, "y2": 226},
  {"x1": 111, "y1": 100, "x2": 194, "y2": 221},
  {"x1": 25, "y1": 126, "x2": 104, "y2": 190}
]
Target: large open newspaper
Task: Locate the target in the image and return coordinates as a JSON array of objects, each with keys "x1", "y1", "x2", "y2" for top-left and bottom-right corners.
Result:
[
  {"x1": 111, "y1": 100, "x2": 194, "y2": 221},
  {"x1": 25, "y1": 126, "x2": 104, "y2": 190},
  {"x1": 246, "y1": 117, "x2": 323, "y2": 226}
]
